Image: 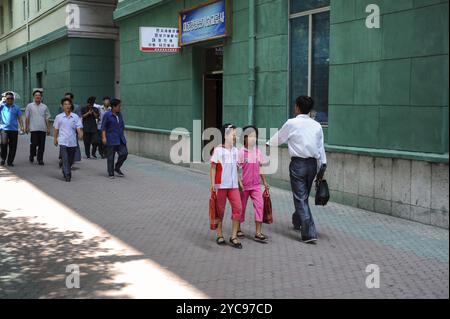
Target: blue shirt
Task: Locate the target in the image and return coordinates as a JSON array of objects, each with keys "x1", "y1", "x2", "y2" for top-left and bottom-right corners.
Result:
[
  {"x1": 0, "y1": 103, "x2": 22, "y2": 131},
  {"x1": 53, "y1": 112, "x2": 83, "y2": 147},
  {"x1": 101, "y1": 110, "x2": 126, "y2": 146}
]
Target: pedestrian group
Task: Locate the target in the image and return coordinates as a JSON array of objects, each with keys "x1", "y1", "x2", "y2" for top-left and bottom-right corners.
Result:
[
  {"x1": 0, "y1": 90, "x2": 128, "y2": 182},
  {"x1": 1, "y1": 91, "x2": 327, "y2": 247}
]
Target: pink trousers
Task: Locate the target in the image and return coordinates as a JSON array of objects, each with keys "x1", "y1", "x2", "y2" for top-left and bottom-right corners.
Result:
[
  {"x1": 216, "y1": 188, "x2": 242, "y2": 222},
  {"x1": 240, "y1": 188, "x2": 264, "y2": 223}
]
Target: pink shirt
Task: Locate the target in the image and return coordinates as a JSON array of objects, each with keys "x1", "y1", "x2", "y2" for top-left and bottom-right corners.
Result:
[{"x1": 238, "y1": 147, "x2": 263, "y2": 191}]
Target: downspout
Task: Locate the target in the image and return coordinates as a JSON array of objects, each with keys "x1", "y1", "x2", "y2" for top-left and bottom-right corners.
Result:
[
  {"x1": 26, "y1": 0, "x2": 31, "y2": 102},
  {"x1": 248, "y1": 0, "x2": 256, "y2": 125}
]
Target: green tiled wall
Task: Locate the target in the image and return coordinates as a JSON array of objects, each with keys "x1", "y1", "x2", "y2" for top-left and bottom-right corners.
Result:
[
  {"x1": 117, "y1": 0, "x2": 289, "y2": 132},
  {"x1": 328, "y1": 0, "x2": 449, "y2": 154},
  {"x1": 1, "y1": 37, "x2": 115, "y2": 117}
]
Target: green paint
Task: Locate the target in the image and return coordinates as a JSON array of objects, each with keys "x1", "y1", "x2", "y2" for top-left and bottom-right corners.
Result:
[{"x1": 328, "y1": 0, "x2": 449, "y2": 156}]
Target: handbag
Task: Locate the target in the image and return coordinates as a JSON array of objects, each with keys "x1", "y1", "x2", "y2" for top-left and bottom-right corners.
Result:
[
  {"x1": 315, "y1": 179, "x2": 330, "y2": 206},
  {"x1": 209, "y1": 191, "x2": 218, "y2": 230},
  {"x1": 263, "y1": 188, "x2": 273, "y2": 224}
]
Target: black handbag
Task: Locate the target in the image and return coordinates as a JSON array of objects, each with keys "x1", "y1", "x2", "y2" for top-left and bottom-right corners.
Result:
[{"x1": 315, "y1": 179, "x2": 330, "y2": 206}]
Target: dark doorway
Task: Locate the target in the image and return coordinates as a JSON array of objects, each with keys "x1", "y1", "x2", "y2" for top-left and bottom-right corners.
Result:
[
  {"x1": 202, "y1": 46, "x2": 223, "y2": 151},
  {"x1": 203, "y1": 73, "x2": 223, "y2": 131}
]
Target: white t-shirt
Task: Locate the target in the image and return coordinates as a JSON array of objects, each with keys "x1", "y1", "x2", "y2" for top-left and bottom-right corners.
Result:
[{"x1": 210, "y1": 146, "x2": 239, "y2": 189}]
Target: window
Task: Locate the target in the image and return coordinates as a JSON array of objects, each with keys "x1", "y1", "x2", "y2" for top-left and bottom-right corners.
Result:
[
  {"x1": 23, "y1": 1, "x2": 27, "y2": 20},
  {"x1": 289, "y1": 0, "x2": 330, "y2": 124},
  {"x1": 0, "y1": 6, "x2": 4, "y2": 35},
  {"x1": 8, "y1": 0, "x2": 13, "y2": 29},
  {"x1": 36, "y1": 72, "x2": 43, "y2": 89},
  {"x1": 22, "y1": 56, "x2": 28, "y2": 98},
  {"x1": 37, "y1": 0, "x2": 42, "y2": 12},
  {"x1": 9, "y1": 61, "x2": 14, "y2": 89},
  {"x1": 0, "y1": 65, "x2": 3, "y2": 91}
]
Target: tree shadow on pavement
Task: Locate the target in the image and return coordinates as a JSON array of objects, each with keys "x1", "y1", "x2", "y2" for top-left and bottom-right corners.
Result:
[{"x1": 0, "y1": 211, "x2": 143, "y2": 299}]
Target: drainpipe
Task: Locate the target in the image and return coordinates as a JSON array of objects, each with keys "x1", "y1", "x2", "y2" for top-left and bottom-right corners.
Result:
[
  {"x1": 26, "y1": 0, "x2": 31, "y2": 101},
  {"x1": 248, "y1": 0, "x2": 256, "y2": 125}
]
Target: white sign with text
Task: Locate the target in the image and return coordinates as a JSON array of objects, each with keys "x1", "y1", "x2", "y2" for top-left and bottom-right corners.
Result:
[{"x1": 139, "y1": 27, "x2": 180, "y2": 52}]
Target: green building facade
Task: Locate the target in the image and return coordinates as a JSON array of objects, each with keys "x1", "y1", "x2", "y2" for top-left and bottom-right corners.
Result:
[
  {"x1": 1, "y1": 0, "x2": 448, "y2": 227},
  {"x1": 0, "y1": 0, "x2": 118, "y2": 115},
  {"x1": 113, "y1": 0, "x2": 449, "y2": 228}
]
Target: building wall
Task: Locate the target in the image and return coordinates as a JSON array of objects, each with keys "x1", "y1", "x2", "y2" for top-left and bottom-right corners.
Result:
[
  {"x1": 116, "y1": 0, "x2": 290, "y2": 132},
  {"x1": 328, "y1": 0, "x2": 449, "y2": 155},
  {"x1": 1, "y1": 0, "x2": 117, "y2": 110},
  {"x1": 115, "y1": 0, "x2": 449, "y2": 228},
  {"x1": 222, "y1": 0, "x2": 288, "y2": 130},
  {"x1": 118, "y1": 0, "x2": 196, "y2": 132}
]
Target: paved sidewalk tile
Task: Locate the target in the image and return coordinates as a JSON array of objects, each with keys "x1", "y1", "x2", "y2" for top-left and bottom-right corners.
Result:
[{"x1": 0, "y1": 135, "x2": 448, "y2": 299}]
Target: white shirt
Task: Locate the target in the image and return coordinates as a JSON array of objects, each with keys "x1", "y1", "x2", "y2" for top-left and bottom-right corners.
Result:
[
  {"x1": 25, "y1": 102, "x2": 51, "y2": 132},
  {"x1": 53, "y1": 112, "x2": 83, "y2": 147},
  {"x1": 210, "y1": 146, "x2": 239, "y2": 189},
  {"x1": 267, "y1": 114, "x2": 327, "y2": 165}
]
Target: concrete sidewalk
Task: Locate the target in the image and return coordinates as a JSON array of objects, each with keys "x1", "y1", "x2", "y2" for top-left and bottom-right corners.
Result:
[{"x1": 0, "y1": 135, "x2": 448, "y2": 298}]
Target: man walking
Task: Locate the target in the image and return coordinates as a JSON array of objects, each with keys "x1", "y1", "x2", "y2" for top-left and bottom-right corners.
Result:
[
  {"x1": 0, "y1": 92, "x2": 24, "y2": 167},
  {"x1": 101, "y1": 99, "x2": 127, "y2": 179},
  {"x1": 25, "y1": 90, "x2": 51, "y2": 165},
  {"x1": 93, "y1": 96, "x2": 110, "y2": 159},
  {"x1": 267, "y1": 96, "x2": 327, "y2": 244},
  {"x1": 54, "y1": 98, "x2": 83, "y2": 182},
  {"x1": 81, "y1": 96, "x2": 99, "y2": 159}
]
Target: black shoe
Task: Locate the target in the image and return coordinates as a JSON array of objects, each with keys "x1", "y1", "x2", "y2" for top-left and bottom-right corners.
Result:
[
  {"x1": 0, "y1": 160, "x2": 5, "y2": 166},
  {"x1": 92, "y1": 155, "x2": 97, "y2": 159},
  {"x1": 7, "y1": 163, "x2": 14, "y2": 167},
  {"x1": 229, "y1": 237, "x2": 243, "y2": 249},
  {"x1": 29, "y1": 156, "x2": 34, "y2": 163},
  {"x1": 38, "y1": 161, "x2": 45, "y2": 166},
  {"x1": 254, "y1": 233, "x2": 268, "y2": 243},
  {"x1": 65, "y1": 177, "x2": 71, "y2": 182},
  {"x1": 114, "y1": 168, "x2": 124, "y2": 177}
]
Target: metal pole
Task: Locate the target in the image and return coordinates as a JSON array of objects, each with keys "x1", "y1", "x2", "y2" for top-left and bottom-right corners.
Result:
[{"x1": 248, "y1": 0, "x2": 256, "y2": 125}]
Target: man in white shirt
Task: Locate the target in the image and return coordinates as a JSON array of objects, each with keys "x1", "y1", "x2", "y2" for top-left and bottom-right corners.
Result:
[
  {"x1": 267, "y1": 96, "x2": 327, "y2": 244},
  {"x1": 54, "y1": 97, "x2": 83, "y2": 182},
  {"x1": 25, "y1": 90, "x2": 51, "y2": 165}
]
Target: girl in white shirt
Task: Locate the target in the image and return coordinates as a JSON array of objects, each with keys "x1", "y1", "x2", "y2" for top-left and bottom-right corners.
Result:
[{"x1": 210, "y1": 124, "x2": 243, "y2": 249}]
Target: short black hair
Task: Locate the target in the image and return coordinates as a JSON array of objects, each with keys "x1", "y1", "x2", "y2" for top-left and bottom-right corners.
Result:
[
  {"x1": 33, "y1": 89, "x2": 43, "y2": 96},
  {"x1": 61, "y1": 97, "x2": 73, "y2": 108},
  {"x1": 64, "y1": 92, "x2": 74, "y2": 99},
  {"x1": 87, "y1": 96, "x2": 96, "y2": 104},
  {"x1": 5, "y1": 92, "x2": 14, "y2": 98},
  {"x1": 103, "y1": 96, "x2": 111, "y2": 101},
  {"x1": 110, "y1": 99, "x2": 121, "y2": 108},
  {"x1": 242, "y1": 125, "x2": 259, "y2": 148},
  {"x1": 296, "y1": 96, "x2": 314, "y2": 114}
]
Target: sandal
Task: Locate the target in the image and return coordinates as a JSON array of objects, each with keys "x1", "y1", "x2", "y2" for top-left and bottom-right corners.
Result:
[
  {"x1": 229, "y1": 237, "x2": 243, "y2": 249},
  {"x1": 216, "y1": 237, "x2": 226, "y2": 246},
  {"x1": 237, "y1": 230, "x2": 245, "y2": 238},
  {"x1": 254, "y1": 233, "x2": 268, "y2": 243}
]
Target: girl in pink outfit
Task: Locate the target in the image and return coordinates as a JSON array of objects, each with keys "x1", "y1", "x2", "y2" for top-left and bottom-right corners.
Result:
[
  {"x1": 238, "y1": 126, "x2": 270, "y2": 243},
  {"x1": 210, "y1": 123, "x2": 243, "y2": 249}
]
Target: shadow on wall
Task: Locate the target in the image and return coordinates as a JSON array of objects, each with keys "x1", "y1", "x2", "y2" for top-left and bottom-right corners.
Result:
[{"x1": 0, "y1": 209, "x2": 143, "y2": 299}]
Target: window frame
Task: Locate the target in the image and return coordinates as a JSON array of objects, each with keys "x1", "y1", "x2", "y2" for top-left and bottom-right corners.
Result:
[{"x1": 287, "y1": 2, "x2": 331, "y2": 124}]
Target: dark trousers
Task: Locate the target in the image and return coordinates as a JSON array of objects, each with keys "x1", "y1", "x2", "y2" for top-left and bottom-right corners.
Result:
[
  {"x1": 1, "y1": 130, "x2": 19, "y2": 165},
  {"x1": 92, "y1": 130, "x2": 104, "y2": 157},
  {"x1": 30, "y1": 131, "x2": 47, "y2": 162},
  {"x1": 289, "y1": 157, "x2": 318, "y2": 240},
  {"x1": 83, "y1": 131, "x2": 97, "y2": 158},
  {"x1": 107, "y1": 143, "x2": 128, "y2": 176},
  {"x1": 60, "y1": 145, "x2": 76, "y2": 178}
]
